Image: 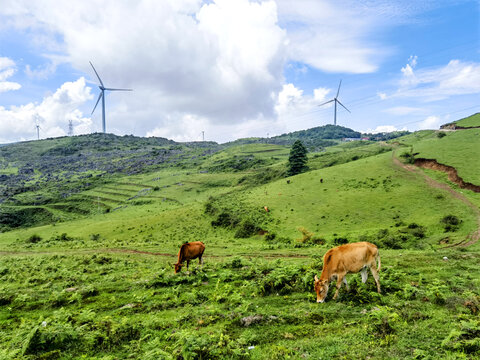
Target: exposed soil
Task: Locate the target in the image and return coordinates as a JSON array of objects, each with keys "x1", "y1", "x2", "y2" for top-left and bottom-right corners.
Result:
[
  {"x1": 393, "y1": 155, "x2": 480, "y2": 247},
  {"x1": 414, "y1": 158, "x2": 480, "y2": 193}
]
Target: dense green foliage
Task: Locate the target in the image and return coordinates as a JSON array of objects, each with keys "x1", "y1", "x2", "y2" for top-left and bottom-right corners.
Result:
[{"x1": 287, "y1": 140, "x2": 308, "y2": 176}]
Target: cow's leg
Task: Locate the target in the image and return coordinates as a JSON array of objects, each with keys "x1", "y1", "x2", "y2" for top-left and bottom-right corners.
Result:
[
  {"x1": 361, "y1": 266, "x2": 369, "y2": 283},
  {"x1": 186, "y1": 260, "x2": 190, "y2": 274},
  {"x1": 343, "y1": 276, "x2": 349, "y2": 291},
  {"x1": 199, "y1": 255, "x2": 203, "y2": 269},
  {"x1": 369, "y1": 265, "x2": 381, "y2": 293},
  {"x1": 333, "y1": 274, "x2": 344, "y2": 300}
]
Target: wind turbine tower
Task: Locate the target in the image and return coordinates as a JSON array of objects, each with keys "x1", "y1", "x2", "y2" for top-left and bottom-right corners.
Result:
[
  {"x1": 35, "y1": 124, "x2": 40, "y2": 140},
  {"x1": 318, "y1": 80, "x2": 351, "y2": 126},
  {"x1": 89, "y1": 61, "x2": 132, "y2": 133},
  {"x1": 68, "y1": 120, "x2": 74, "y2": 136}
]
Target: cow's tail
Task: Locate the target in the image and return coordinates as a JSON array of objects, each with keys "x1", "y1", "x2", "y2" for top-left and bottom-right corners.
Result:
[{"x1": 376, "y1": 250, "x2": 381, "y2": 272}]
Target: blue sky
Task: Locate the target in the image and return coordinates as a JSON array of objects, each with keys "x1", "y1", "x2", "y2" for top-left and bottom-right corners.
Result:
[{"x1": 0, "y1": 0, "x2": 479, "y2": 143}]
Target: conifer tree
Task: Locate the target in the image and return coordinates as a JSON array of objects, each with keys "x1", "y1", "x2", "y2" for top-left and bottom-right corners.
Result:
[{"x1": 287, "y1": 140, "x2": 308, "y2": 176}]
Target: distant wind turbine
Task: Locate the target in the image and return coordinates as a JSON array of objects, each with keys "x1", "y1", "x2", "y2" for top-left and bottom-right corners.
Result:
[
  {"x1": 318, "y1": 80, "x2": 351, "y2": 126},
  {"x1": 35, "y1": 124, "x2": 40, "y2": 140},
  {"x1": 90, "y1": 61, "x2": 132, "y2": 133}
]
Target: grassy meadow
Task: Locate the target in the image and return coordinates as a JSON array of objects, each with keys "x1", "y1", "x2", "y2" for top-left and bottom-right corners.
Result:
[{"x1": 1, "y1": 126, "x2": 479, "y2": 359}]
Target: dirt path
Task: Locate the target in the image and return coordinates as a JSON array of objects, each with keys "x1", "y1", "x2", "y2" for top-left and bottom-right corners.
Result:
[
  {"x1": 392, "y1": 154, "x2": 480, "y2": 248},
  {"x1": 0, "y1": 247, "x2": 309, "y2": 259}
]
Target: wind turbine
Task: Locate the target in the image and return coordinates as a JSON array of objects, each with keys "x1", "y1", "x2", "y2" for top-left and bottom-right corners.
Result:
[
  {"x1": 34, "y1": 113, "x2": 42, "y2": 140},
  {"x1": 318, "y1": 80, "x2": 351, "y2": 126},
  {"x1": 90, "y1": 61, "x2": 132, "y2": 133}
]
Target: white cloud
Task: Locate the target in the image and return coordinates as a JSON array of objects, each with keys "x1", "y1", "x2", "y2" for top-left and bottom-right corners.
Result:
[
  {"x1": 276, "y1": 0, "x2": 403, "y2": 74},
  {"x1": 383, "y1": 106, "x2": 424, "y2": 116},
  {"x1": 397, "y1": 59, "x2": 480, "y2": 100},
  {"x1": 0, "y1": 77, "x2": 93, "y2": 143},
  {"x1": 417, "y1": 115, "x2": 441, "y2": 130},
  {"x1": 273, "y1": 83, "x2": 333, "y2": 134},
  {"x1": 0, "y1": 1, "x2": 469, "y2": 143},
  {"x1": 0, "y1": 56, "x2": 21, "y2": 92},
  {"x1": 364, "y1": 125, "x2": 407, "y2": 134},
  {"x1": 377, "y1": 92, "x2": 387, "y2": 100}
]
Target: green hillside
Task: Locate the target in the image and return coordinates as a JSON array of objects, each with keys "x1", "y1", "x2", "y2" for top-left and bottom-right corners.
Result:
[
  {"x1": 442, "y1": 112, "x2": 480, "y2": 128},
  {"x1": 409, "y1": 129, "x2": 480, "y2": 184},
  {"x1": 0, "y1": 118, "x2": 479, "y2": 359}
]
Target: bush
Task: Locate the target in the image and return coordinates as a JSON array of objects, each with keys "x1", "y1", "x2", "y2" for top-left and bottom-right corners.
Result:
[
  {"x1": 441, "y1": 215, "x2": 462, "y2": 232},
  {"x1": 437, "y1": 132, "x2": 447, "y2": 138},
  {"x1": 264, "y1": 232, "x2": 277, "y2": 243},
  {"x1": 259, "y1": 265, "x2": 303, "y2": 295},
  {"x1": 26, "y1": 234, "x2": 42, "y2": 243},
  {"x1": 22, "y1": 323, "x2": 80, "y2": 356},
  {"x1": 211, "y1": 211, "x2": 239, "y2": 228},
  {"x1": 296, "y1": 227, "x2": 313, "y2": 243},
  {"x1": 50, "y1": 233, "x2": 74, "y2": 242},
  {"x1": 234, "y1": 219, "x2": 259, "y2": 238},
  {"x1": 333, "y1": 237, "x2": 348, "y2": 246},
  {"x1": 442, "y1": 320, "x2": 480, "y2": 353},
  {"x1": 367, "y1": 306, "x2": 399, "y2": 341},
  {"x1": 381, "y1": 236, "x2": 403, "y2": 249},
  {"x1": 399, "y1": 151, "x2": 415, "y2": 164},
  {"x1": 89, "y1": 233, "x2": 101, "y2": 241}
]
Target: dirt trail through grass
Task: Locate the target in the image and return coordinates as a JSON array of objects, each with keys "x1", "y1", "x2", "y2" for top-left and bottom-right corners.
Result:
[
  {"x1": 0, "y1": 247, "x2": 309, "y2": 259},
  {"x1": 392, "y1": 154, "x2": 480, "y2": 247}
]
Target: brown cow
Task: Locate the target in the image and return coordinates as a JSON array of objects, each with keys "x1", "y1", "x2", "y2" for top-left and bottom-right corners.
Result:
[
  {"x1": 314, "y1": 242, "x2": 381, "y2": 303},
  {"x1": 174, "y1": 241, "x2": 205, "y2": 274}
]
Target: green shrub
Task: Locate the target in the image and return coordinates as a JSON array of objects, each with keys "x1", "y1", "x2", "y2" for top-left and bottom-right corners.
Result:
[
  {"x1": 50, "y1": 233, "x2": 74, "y2": 242},
  {"x1": 367, "y1": 306, "x2": 399, "y2": 341},
  {"x1": 211, "y1": 211, "x2": 239, "y2": 228},
  {"x1": 442, "y1": 320, "x2": 480, "y2": 353},
  {"x1": 441, "y1": 215, "x2": 462, "y2": 232},
  {"x1": 437, "y1": 132, "x2": 447, "y2": 138},
  {"x1": 264, "y1": 232, "x2": 276, "y2": 243},
  {"x1": 89, "y1": 233, "x2": 101, "y2": 241},
  {"x1": 259, "y1": 265, "x2": 303, "y2": 295},
  {"x1": 399, "y1": 150, "x2": 416, "y2": 164},
  {"x1": 26, "y1": 234, "x2": 42, "y2": 243},
  {"x1": 22, "y1": 323, "x2": 80, "y2": 356},
  {"x1": 333, "y1": 237, "x2": 348, "y2": 246},
  {"x1": 234, "y1": 219, "x2": 259, "y2": 238},
  {"x1": 381, "y1": 236, "x2": 403, "y2": 249}
]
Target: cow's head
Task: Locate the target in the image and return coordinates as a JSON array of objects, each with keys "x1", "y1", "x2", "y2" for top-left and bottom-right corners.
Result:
[
  {"x1": 174, "y1": 263, "x2": 183, "y2": 274},
  {"x1": 314, "y1": 275, "x2": 329, "y2": 303}
]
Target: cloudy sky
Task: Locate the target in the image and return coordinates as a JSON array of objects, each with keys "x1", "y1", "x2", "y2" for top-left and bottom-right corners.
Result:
[{"x1": 0, "y1": 0, "x2": 479, "y2": 143}]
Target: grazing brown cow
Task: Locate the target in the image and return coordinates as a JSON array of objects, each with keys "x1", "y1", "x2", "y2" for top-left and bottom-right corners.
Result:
[
  {"x1": 174, "y1": 241, "x2": 205, "y2": 274},
  {"x1": 314, "y1": 242, "x2": 381, "y2": 303}
]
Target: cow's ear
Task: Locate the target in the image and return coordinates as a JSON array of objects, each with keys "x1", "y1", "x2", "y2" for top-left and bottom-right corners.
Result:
[{"x1": 314, "y1": 275, "x2": 318, "y2": 281}]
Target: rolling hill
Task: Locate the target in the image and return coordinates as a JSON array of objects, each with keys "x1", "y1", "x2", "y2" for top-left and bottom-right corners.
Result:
[{"x1": 0, "y1": 117, "x2": 479, "y2": 359}]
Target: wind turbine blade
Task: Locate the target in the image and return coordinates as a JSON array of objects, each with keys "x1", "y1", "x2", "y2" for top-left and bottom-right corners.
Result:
[
  {"x1": 336, "y1": 80, "x2": 342, "y2": 98},
  {"x1": 89, "y1": 61, "x2": 104, "y2": 87},
  {"x1": 336, "y1": 99, "x2": 351, "y2": 113},
  {"x1": 92, "y1": 92, "x2": 103, "y2": 114},
  {"x1": 318, "y1": 99, "x2": 335, "y2": 107},
  {"x1": 104, "y1": 88, "x2": 133, "y2": 91}
]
